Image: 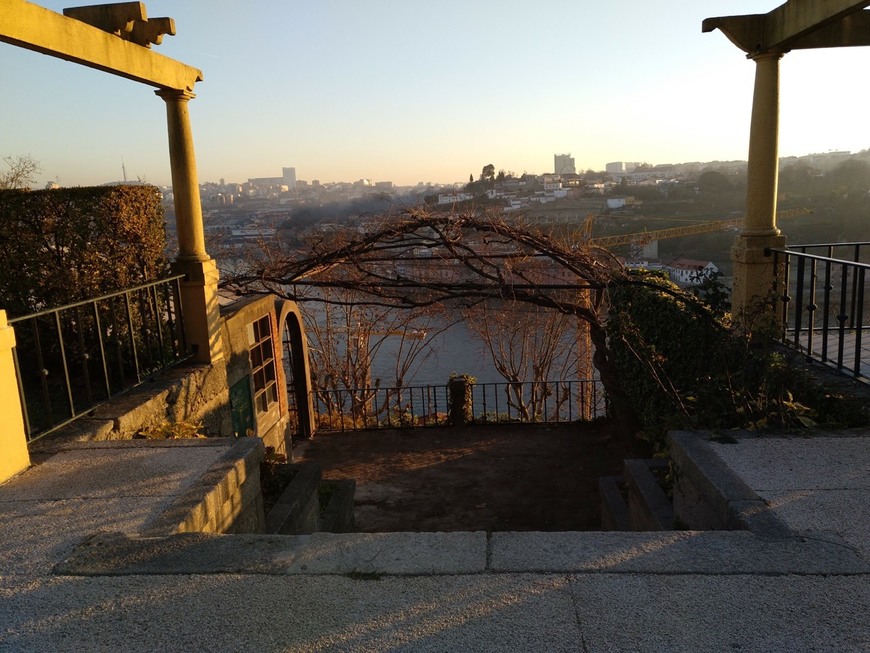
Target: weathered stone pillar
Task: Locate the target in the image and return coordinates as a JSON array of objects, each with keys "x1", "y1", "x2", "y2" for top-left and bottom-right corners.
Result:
[
  {"x1": 156, "y1": 88, "x2": 207, "y2": 261},
  {"x1": 156, "y1": 89, "x2": 223, "y2": 363},
  {"x1": 0, "y1": 310, "x2": 30, "y2": 483},
  {"x1": 448, "y1": 375, "x2": 474, "y2": 426},
  {"x1": 731, "y1": 53, "x2": 787, "y2": 319}
]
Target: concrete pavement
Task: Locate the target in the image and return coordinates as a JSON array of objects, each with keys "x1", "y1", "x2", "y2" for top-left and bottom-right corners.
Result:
[{"x1": 0, "y1": 431, "x2": 868, "y2": 652}]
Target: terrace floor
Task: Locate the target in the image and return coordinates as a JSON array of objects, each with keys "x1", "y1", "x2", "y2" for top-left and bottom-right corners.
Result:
[
  {"x1": 793, "y1": 329, "x2": 870, "y2": 379},
  {"x1": 292, "y1": 421, "x2": 649, "y2": 532},
  {"x1": 1, "y1": 428, "x2": 868, "y2": 651}
]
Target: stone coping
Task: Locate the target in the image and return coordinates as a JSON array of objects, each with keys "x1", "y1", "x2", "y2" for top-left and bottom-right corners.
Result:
[
  {"x1": 668, "y1": 430, "x2": 793, "y2": 537},
  {"x1": 55, "y1": 530, "x2": 869, "y2": 577}
]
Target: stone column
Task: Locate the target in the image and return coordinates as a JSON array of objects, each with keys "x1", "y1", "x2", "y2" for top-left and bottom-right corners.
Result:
[
  {"x1": 0, "y1": 311, "x2": 30, "y2": 483},
  {"x1": 156, "y1": 89, "x2": 223, "y2": 363},
  {"x1": 448, "y1": 375, "x2": 474, "y2": 426},
  {"x1": 731, "y1": 53, "x2": 787, "y2": 319}
]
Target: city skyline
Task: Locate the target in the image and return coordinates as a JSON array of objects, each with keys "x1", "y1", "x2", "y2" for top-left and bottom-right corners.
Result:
[{"x1": 2, "y1": 1, "x2": 870, "y2": 188}]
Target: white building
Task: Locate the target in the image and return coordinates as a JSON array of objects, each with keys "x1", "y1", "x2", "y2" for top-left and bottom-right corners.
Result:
[
  {"x1": 664, "y1": 258, "x2": 719, "y2": 286},
  {"x1": 437, "y1": 192, "x2": 473, "y2": 205}
]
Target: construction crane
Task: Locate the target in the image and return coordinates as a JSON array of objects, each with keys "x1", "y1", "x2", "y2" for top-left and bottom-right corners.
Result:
[{"x1": 586, "y1": 208, "x2": 812, "y2": 249}]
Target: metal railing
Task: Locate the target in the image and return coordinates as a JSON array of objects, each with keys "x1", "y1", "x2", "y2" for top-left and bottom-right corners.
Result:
[
  {"x1": 309, "y1": 378, "x2": 607, "y2": 432},
  {"x1": 10, "y1": 275, "x2": 188, "y2": 440},
  {"x1": 770, "y1": 243, "x2": 870, "y2": 380},
  {"x1": 311, "y1": 384, "x2": 449, "y2": 431},
  {"x1": 469, "y1": 379, "x2": 606, "y2": 424}
]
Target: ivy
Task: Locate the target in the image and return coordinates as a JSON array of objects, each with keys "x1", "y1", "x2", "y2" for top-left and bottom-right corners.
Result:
[{"x1": 606, "y1": 269, "x2": 865, "y2": 449}]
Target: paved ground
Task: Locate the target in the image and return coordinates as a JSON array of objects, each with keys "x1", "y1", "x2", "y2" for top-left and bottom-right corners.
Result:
[
  {"x1": 292, "y1": 422, "x2": 649, "y2": 532},
  {"x1": 0, "y1": 430, "x2": 868, "y2": 652}
]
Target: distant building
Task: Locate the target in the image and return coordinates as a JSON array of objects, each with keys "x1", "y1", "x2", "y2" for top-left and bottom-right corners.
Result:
[
  {"x1": 554, "y1": 153, "x2": 576, "y2": 175},
  {"x1": 664, "y1": 258, "x2": 719, "y2": 286},
  {"x1": 282, "y1": 167, "x2": 297, "y2": 190},
  {"x1": 607, "y1": 162, "x2": 643, "y2": 174},
  {"x1": 437, "y1": 192, "x2": 473, "y2": 205}
]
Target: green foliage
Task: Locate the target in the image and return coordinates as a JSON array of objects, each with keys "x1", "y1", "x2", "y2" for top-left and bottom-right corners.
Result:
[
  {"x1": 0, "y1": 185, "x2": 168, "y2": 315},
  {"x1": 606, "y1": 270, "x2": 861, "y2": 448},
  {"x1": 607, "y1": 270, "x2": 738, "y2": 438}
]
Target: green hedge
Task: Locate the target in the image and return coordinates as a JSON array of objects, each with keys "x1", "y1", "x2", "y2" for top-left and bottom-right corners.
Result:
[
  {"x1": 606, "y1": 269, "x2": 869, "y2": 444},
  {"x1": 0, "y1": 185, "x2": 168, "y2": 316}
]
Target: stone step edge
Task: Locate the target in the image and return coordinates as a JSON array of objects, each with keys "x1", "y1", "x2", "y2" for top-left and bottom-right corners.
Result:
[{"x1": 54, "y1": 529, "x2": 868, "y2": 578}]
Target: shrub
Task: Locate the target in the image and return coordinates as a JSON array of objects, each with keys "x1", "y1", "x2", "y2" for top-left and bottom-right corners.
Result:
[
  {"x1": 0, "y1": 185, "x2": 168, "y2": 315},
  {"x1": 606, "y1": 269, "x2": 861, "y2": 448}
]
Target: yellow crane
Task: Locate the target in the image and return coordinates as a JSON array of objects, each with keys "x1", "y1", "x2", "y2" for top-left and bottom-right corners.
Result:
[{"x1": 585, "y1": 208, "x2": 812, "y2": 249}]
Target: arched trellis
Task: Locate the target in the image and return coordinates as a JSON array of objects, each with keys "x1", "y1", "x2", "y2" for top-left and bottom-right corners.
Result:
[{"x1": 223, "y1": 209, "x2": 642, "y2": 433}]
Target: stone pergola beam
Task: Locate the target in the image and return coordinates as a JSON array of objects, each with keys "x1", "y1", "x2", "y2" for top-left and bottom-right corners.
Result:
[
  {"x1": 767, "y1": 0, "x2": 870, "y2": 51},
  {"x1": 788, "y1": 11, "x2": 870, "y2": 50},
  {"x1": 703, "y1": 1, "x2": 870, "y2": 55},
  {"x1": 0, "y1": 0, "x2": 202, "y2": 91}
]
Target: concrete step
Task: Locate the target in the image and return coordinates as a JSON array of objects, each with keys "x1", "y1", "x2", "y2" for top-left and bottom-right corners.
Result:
[{"x1": 599, "y1": 459, "x2": 675, "y2": 531}]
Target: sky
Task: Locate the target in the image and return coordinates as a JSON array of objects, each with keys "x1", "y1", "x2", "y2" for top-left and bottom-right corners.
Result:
[{"x1": 2, "y1": 1, "x2": 870, "y2": 188}]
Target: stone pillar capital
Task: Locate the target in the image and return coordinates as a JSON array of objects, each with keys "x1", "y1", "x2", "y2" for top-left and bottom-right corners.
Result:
[
  {"x1": 749, "y1": 51, "x2": 784, "y2": 63},
  {"x1": 155, "y1": 88, "x2": 196, "y2": 103}
]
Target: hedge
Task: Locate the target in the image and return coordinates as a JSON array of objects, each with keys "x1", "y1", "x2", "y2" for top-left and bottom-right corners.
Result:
[{"x1": 0, "y1": 185, "x2": 168, "y2": 316}]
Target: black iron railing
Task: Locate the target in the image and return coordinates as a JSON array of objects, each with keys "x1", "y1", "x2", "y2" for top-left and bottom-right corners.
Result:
[
  {"x1": 310, "y1": 378, "x2": 606, "y2": 432},
  {"x1": 470, "y1": 379, "x2": 606, "y2": 424},
  {"x1": 312, "y1": 384, "x2": 449, "y2": 431},
  {"x1": 770, "y1": 243, "x2": 870, "y2": 380},
  {"x1": 10, "y1": 275, "x2": 188, "y2": 440}
]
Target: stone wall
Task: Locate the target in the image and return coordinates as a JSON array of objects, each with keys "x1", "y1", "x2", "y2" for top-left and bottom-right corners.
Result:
[
  {"x1": 29, "y1": 294, "x2": 298, "y2": 456},
  {"x1": 30, "y1": 361, "x2": 233, "y2": 450},
  {"x1": 220, "y1": 294, "x2": 293, "y2": 457}
]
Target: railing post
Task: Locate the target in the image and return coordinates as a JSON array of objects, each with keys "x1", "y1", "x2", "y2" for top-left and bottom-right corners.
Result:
[
  {"x1": 448, "y1": 375, "x2": 473, "y2": 426},
  {"x1": 0, "y1": 310, "x2": 31, "y2": 483}
]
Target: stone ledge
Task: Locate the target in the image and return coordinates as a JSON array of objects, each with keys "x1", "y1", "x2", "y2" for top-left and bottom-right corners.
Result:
[
  {"x1": 27, "y1": 362, "x2": 232, "y2": 451},
  {"x1": 598, "y1": 476, "x2": 630, "y2": 532},
  {"x1": 54, "y1": 529, "x2": 868, "y2": 577},
  {"x1": 668, "y1": 430, "x2": 791, "y2": 538},
  {"x1": 490, "y1": 531, "x2": 869, "y2": 575},
  {"x1": 624, "y1": 459, "x2": 674, "y2": 531},
  {"x1": 56, "y1": 531, "x2": 488, "y2": 576},
  {"x1": 141, "y1": 437, "x2": 265, "y2": 536},
  {"x1": 264, "y1": 463, "x2": 322, "y2": 535},
  {"x1": 32, "y1": 437, "x2": 233, "y2": 453}
]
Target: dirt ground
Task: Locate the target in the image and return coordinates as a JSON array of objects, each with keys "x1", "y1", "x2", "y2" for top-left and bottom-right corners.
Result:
[{"x1": 292, "y1": 421, "x2": 650, "y2": 533}]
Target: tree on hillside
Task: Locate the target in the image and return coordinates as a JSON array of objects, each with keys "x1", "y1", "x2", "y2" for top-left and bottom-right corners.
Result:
[
  {"x1": 830, "y1": 159, "x2": 870, "y2": 195},
  {"x1": 697, "y1": 170, "x2": 733, "y2": 193},
  {"x1": 0, "y1": 155, "x2": 40, "y2": 190}
]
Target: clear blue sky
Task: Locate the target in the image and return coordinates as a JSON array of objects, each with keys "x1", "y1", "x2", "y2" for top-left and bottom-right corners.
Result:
[{"x1": 3, "y1": 1, "x2": 870, "y2": 187}]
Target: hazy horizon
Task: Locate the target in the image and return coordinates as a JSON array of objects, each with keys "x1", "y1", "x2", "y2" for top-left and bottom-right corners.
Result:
[{"x1": 3, "y1": 1, "x2": 869, "y2": 188}]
